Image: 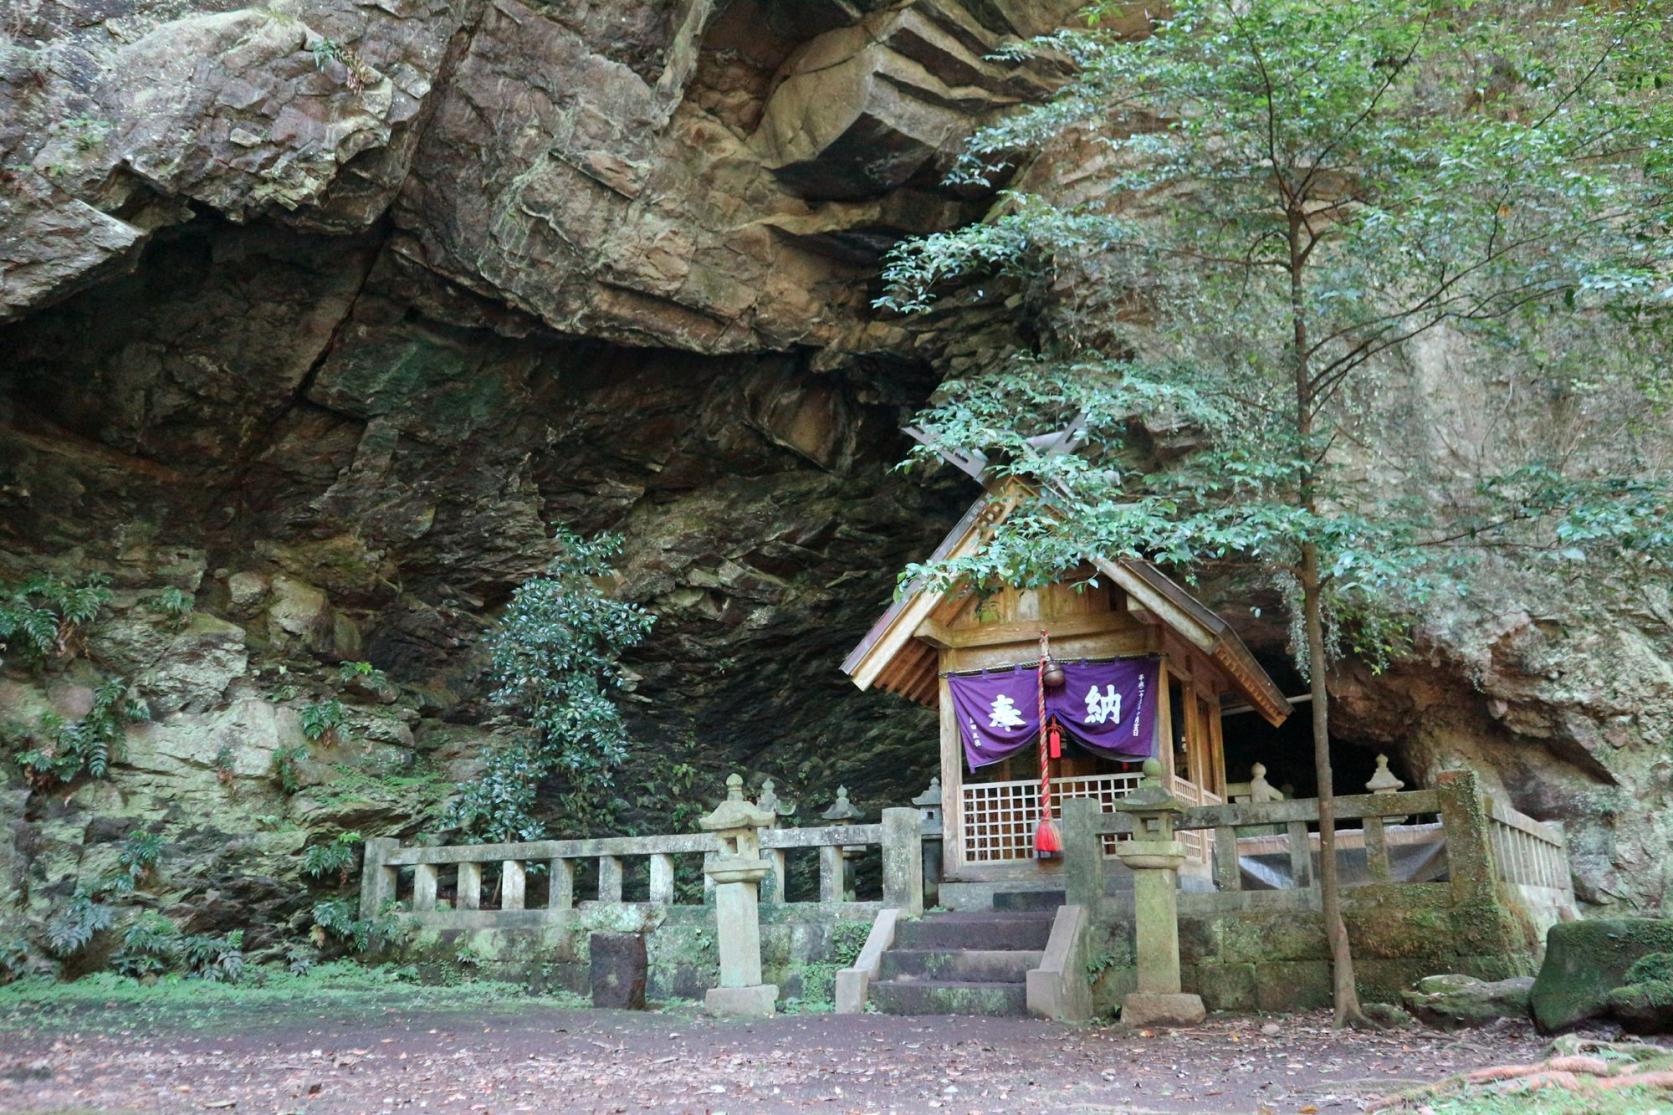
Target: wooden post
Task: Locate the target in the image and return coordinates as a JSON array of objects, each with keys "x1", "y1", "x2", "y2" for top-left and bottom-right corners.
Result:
[
  {"x1": 1213, "y1": 824, "x2": 1241, "y2": 891},
  {"x1": 413, "y1": 863, "x2": 438, "y2": 911},
  {"x1": 1363, "y1": 816, "x2": 1390, "y2": 882},
  {"x1": 650, "y1": 853, "x2": 675, "y2": 905},
  {"x1": 1286, "y1": 820, "x2": 1312, "y2": 888},
  {"x1": 1155, "y1": 664, "x2": 1175, "y2": 781},
  {"x1": 358, "y1": 837, "x2": 398, "y2": 920},
  {"x1": 501, "y1": 860, "x2": 526, "y2": 910},
  {"x1": 457, "y1": 861, "x2": 482, "y2": 910},
  {"x1": 938, "y1": 673, "x2": 964, "y2": 880},
  {"x1": 599, "y1": 855, "x2": 624, "y2": 903},
  {"x1": 548, "y1": 858, "x2": 575, "y2": 910}
]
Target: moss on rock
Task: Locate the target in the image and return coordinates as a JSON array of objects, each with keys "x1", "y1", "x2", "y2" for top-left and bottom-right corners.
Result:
[{"x1": 1531, "y1": 918, "x2": 1673, "y2": 1032}]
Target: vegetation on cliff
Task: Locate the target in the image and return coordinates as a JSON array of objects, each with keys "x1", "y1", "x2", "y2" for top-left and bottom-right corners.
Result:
[{"x1": 880, "y1": 0, "x2": 1672, "y2": 1024}]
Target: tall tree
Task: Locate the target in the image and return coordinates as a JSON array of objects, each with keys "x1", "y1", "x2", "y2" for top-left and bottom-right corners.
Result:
[{"x1": 879, "y1": 0, "x2": 1672, "y2": 1025}]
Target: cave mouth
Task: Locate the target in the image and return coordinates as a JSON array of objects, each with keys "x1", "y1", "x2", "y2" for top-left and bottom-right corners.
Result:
[{"x1": 1218, "y1": 655, "x2": 1416, "y2": 800}]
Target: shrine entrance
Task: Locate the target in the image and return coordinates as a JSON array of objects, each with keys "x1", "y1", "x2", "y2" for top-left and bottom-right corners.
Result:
[{"x1": 840, "y1": 487, "x2": 1292, "y2": 883}]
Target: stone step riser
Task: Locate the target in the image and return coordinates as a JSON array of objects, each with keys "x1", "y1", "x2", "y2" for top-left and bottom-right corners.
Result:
[
  {"x1": 868, "y1": 980, "x2": 1029, "y2": 1017},
  {"x1": 880, "y1": 949, "x2": 1043, "y2": 983},
  {"x1": 894, "y1": 918, "x2": 1053, "y2": 951}
]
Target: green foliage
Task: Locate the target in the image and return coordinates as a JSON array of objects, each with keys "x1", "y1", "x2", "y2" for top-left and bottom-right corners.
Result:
[
  {"x1": 12, "y1": 677, "x2": 149, "y2": 788},
  {"x1": 301, "y1": 831, "x2": 363, "y2": 884},
  {"x1": 335, "y1": 660, "x2": 389, "y2": 688},
  {"x1": 878, "y1": 0, "x2": 1673, "y2": 679},
  {"x1": 310, "y1": 36, "x2": 376, "y2": 93},
  {"x1": 109, "y1": 831, "x2": 164, "y2": 893},
  {"x1": 212, "y1": 743, "x2": 236, "y2": 787},
  {"x1": 0, "y1": 939, "x2": 30, "y2": 984},
  {"x1": 45, "y1": 891, "x2": 114, "y2": 958},
  {"x1": 109, "y1": 915, "x2": 245, "y2": 982},
  {"x1": 0, "y1": 573, "x2": 111, "y2": 669},
  {"x1": 310, "y1": 899, "x2": 397, "y2": 955},
  {"x1": 146, "y1": 586, "x2": 194, "y2": 627},
  {"x1": 270, "y1": 742, "x2": 309, "y2": 794},
  {"x1": 783, "y1": 921, "x2": 873, "y2": 1013},
  {"x1": 299, "y1": 699, "x2": 347, "y2": 746},
  {"x1": 446, "y1": 529, "x2": 655, "y2": 842}
]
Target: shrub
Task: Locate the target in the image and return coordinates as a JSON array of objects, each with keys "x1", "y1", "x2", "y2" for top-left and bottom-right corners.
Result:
[
  {"x1": 446, "y1": 529, "x2": 654, "y2": 841},
  {"x1": 310, "y1": 898, "x2": 397, "y2": 955}
]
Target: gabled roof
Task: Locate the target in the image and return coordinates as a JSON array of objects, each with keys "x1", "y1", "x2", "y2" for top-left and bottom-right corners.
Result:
[{"x1": 840, "y1": 488, "x2": 1292, "y2": 727}]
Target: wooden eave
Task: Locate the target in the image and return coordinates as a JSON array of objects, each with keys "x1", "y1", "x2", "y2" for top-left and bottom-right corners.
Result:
[{"x1": 840, "y1": 494, "x2": 1292, "y2": 728}]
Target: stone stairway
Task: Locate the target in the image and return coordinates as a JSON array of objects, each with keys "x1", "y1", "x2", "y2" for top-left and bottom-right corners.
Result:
[{"x1": 867, "y1": 891, "x2": 1060, "y2": 1016}]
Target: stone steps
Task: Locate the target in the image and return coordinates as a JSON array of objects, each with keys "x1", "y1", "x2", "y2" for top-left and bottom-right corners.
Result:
[{"x1": 869, "y1": 901, "x2": 1057, "y2": 1017}]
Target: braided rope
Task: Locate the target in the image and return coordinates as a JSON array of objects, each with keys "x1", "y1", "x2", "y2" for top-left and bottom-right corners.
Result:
[{"x1": 1038, "y1": 630, "x2": 1051, "y2": 827}]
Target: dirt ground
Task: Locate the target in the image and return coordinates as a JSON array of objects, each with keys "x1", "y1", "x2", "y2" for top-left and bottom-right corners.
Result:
[{"x1": 0, "y1": 1002, "x2": 1563, "y2": 1115}]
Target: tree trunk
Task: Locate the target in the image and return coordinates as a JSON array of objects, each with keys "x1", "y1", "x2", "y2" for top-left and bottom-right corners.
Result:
[
  {"x1": 1299, "y1": 545, "x2": 1368, "y2": 1028},
  {"x1": 1287, "y1": 209, "x2": 1367, "y2": 1029}
]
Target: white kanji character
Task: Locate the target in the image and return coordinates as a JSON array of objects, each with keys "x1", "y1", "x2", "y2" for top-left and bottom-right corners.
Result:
[
  {"x1": 1085, "y1": 684, "x2": 1122, "y2": 725},
  {"x1": 988, "y1": 693, "x2": 1025, "y2": 729}
]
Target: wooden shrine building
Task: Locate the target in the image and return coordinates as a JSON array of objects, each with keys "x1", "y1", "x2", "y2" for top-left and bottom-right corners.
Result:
[{"x1": 842, "y1": 487, "x2": 1292, "y2": 882}]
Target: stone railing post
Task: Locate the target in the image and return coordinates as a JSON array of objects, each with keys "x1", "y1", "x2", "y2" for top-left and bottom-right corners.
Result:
[
  {"x1": 881, "y1": 807, "x2": 923, "y2": 915},
  {"x1": 1112, "y1": 759, "x2": 1205, "y2": 1027},
  {"x1": 699, "y1": 774, "x2": 778, "y2": 1017},
  {"x1": 1435, "y1": 769, "x2": 1495, "y2": 902},
  {"x1": 359, "y1": 836, "x2": 397, "y2": 920},
  {"x1": 1061, "y1": 798, "x2": 1106, "y2": 909}
]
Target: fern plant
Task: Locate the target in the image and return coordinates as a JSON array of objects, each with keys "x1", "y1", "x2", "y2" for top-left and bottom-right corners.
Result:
[
  {"x1": 270, "y1": 743, "x2": 309, "y2": 794},
  {"x1": 335, "y1": 660, "x2": 388, "y2": 688},
  {"x1": 0, "y1": 573, "x2": 111, "y2": 668},
  {"x1": 301, "y1": 831, "x2": 362, "y2": 884},
  {"x1": 299, "y1": 699, "x2": 347, "y2": 746},
  {"x1": 310, "y1": 898, "x2": 396, "y2": 954},
  {"x1": 109, "y1": 912, "x2": 179, "y2": 977},
  {"x1": 180, "y1": 929, "x2": 244, "y2": 982},
  {"x1": 45, "y1": 891, "x2": 114, "y2": 957},
  {"x1": 114, "y1": 831, "x2": 164, "y2": 889},
  {"x1": 146, "y1": 586, "x2": 194, "y2": 628},
  {"x1": 13, "y1": 677, "x2": 148, "y2": 789}
]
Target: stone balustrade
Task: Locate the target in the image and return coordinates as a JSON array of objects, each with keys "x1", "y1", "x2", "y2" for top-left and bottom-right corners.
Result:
[{"x1": 361, "y1": 793, "x2": 926, "y2": 927}]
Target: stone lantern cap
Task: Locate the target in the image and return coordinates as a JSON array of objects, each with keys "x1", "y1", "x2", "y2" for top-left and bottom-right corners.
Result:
[
  {"x1": 820, "y1": 785, "x2": 863, "y2": 822},
  {"x1": 1113, "y1": 759, "x2": 1185, "y2": 815},
  {"x1": 1366, "y1": 754, "x2": 1405, "y2": 794},
  {"x1": 700, "y1": 774, "x2": 777, "y2": 832},
  {"x1": 911, "y1": 776, "x2": 942, "y2": 810}
]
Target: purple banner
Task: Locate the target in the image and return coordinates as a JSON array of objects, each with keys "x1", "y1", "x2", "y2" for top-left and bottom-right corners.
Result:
[{"x1": 948, "y1": 658, "x2": 1159, "y2": 769}]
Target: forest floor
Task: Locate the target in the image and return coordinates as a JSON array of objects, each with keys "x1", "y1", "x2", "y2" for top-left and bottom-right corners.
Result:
[{"x1": 0, "y1": 975, "x2": 1614, "y2": 1115}]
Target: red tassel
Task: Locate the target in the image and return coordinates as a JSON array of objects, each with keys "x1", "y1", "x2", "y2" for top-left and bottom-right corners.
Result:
[
  {"x1": 1034, "y1": 817, "x2": 1063, "y2": 858},
  {"x1": 1048, "y1": 722, "x2": 1062, "y2": 760}
]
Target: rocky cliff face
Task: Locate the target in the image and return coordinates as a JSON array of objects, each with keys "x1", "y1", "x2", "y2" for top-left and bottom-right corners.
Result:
[{"x1": 0, "y1": 0, "x2": 1666, "y2": 959}]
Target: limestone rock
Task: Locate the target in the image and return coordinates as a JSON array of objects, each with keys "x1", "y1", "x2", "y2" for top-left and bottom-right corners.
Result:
[
  {"x1": 1531, "y1": 918, "x2": 1673, "y2": 1033},
  {"x1": 1401, "y1": 974, "x2": 1534, "y2": 1029}
]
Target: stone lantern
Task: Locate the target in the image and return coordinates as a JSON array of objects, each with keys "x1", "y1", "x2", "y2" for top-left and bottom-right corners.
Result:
[
  {"x1": 699, "y1": 774, "x2": 778, "y2": 1017},
  {"x1": 820, "y1": 786, "x2": 865, "y2": 901},
  {"x1": 911, "y1": 776, "x2": 943, "y2": 908},
  {"x1": 1112, "y1": 758, "x2": 1206, "y2": 1027}
]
